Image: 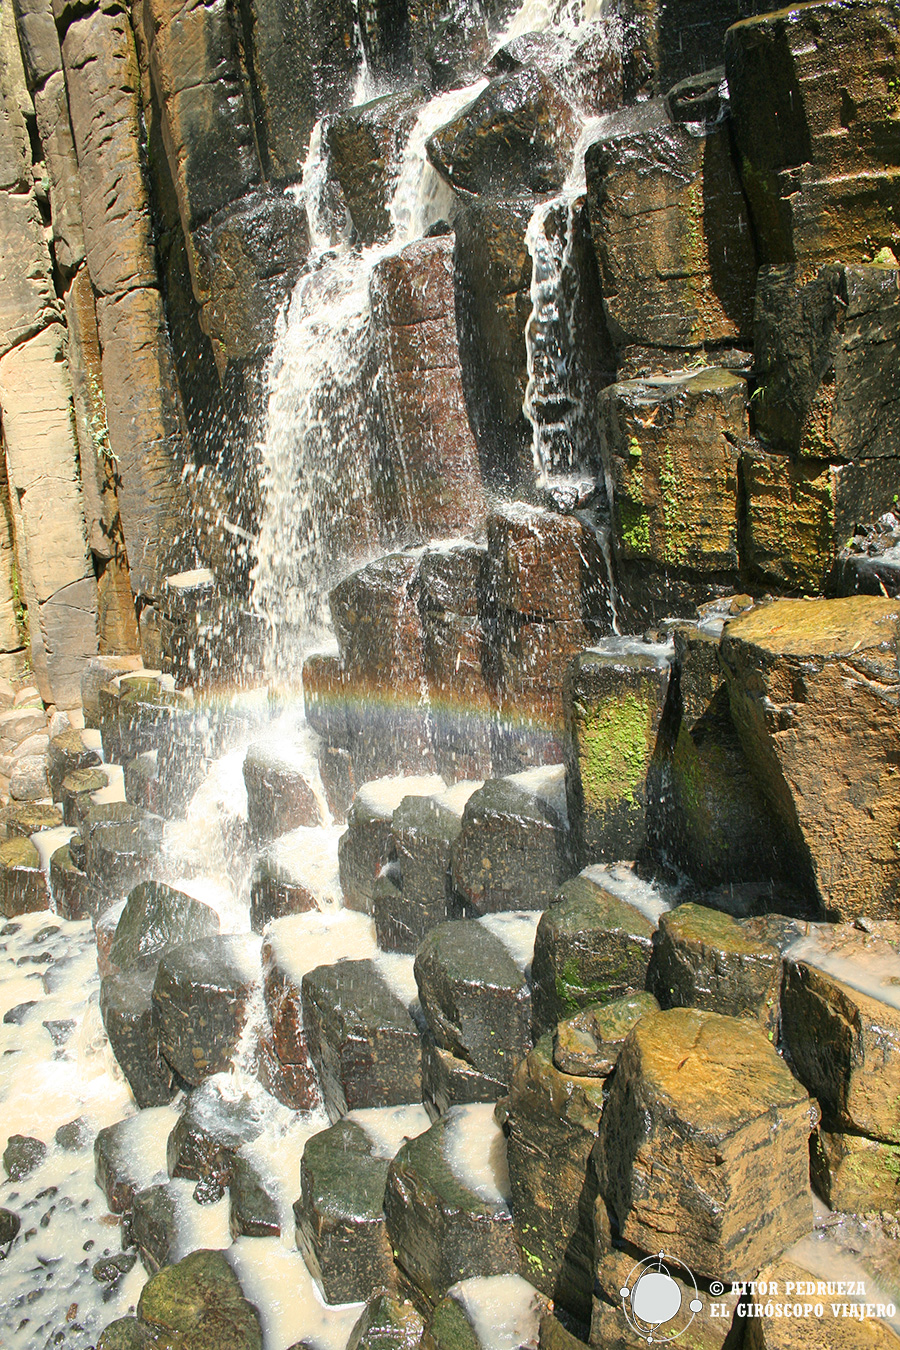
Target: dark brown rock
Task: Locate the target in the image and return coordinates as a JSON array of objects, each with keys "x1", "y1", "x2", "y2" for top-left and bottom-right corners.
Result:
[
  {"x1": 384, "y1": 1104, "x2": 519, "y2": 1307},
  {"x1": 649, "y1": 903, "x2": 781, "y2": 1027},
  {"x1": 243, "y1": 741, "x2": 321, "y2": 841},
  {"x1": 302, "y1": 958, "x2": 422, "y2": 1120},
  {"x1": 152, "y1": 934, "x2": 259, "y2": 1086},
  {"x1": 415, "y1": 920, "x2": 531, "y2": 1084},
  {"x1": 427, "y1": 68, "x2": 579, "y2": 197},
  {"x1": 326, "y1": 89, "x2": 424, "y2": 244},
  {"x1": 100, "y1": 962, "x2": 177, "y2": 1108}
]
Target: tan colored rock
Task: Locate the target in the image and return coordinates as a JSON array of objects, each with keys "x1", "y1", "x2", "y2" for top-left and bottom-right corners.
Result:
[
  {"x1": 61, "y1": 4, "x2": 156, "y2": 297},
  {"x1": 596, "y1": 1007, "x2": 813, "y2": 1279},
  {"x1": 95, "y1": 286, "x2": 188, "y2": 600},
  {"x1": 600, "y1": 368, "x2": 744, "y2": 592},
  {"x1": 11, "y1": 0, "x2": 61, "y2": 90},
  {"x1": 0, "y1": 9, "x2": 31, "y2": 193},
  {"x1": 781, "y1": 929, "x2": 900, "y2": 1144},
  {"x1": 33, "y1": 71, "x2": 85, "y2": 277},
  {"x1": 726, "y1": 1, "x2": 900, "y2": 266},
  {"x1": 721, "y1": 597, "x2": 900, "y2": 920},
  {"x1": 585, "y1": 102, "x2": 756, "y2": 356},
  {"x1": 811, "y1": 1129, "x2": 900, "y2": 1214},
  {"x1": 0, "y1": 454, "x2": 22, "y2": 660},
  {"x1": 0, "y1": 188, "x2": 58, "y2": 356},
  {"x1": 0, "y1": 323, "x2": 98, "y2": 705},
  {"x1": 370, "y1": 237, "x2": 486, "y2": 541},
  {"x1": 742, "y1": 1259, "x2": 899, "y2": 1350}
]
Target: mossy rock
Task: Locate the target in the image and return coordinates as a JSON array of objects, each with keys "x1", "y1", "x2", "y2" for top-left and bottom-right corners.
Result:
[{"x1": 136, "y1": 1248, "x2": 263, "y2": 1348}]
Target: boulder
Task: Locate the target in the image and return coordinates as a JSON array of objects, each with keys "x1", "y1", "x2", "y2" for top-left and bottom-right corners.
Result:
[
  {"x1": 427, "y1": 68, "x2": 579, "y2": 197},
  {"x1": 83, "y1": 809, "x2": 165, "y2": 905},
  {"x1": 339, "y1": 773, "x2": 445, "y2": 913},
  {"x1": 302, "y1": 958, "x2": 422, "y2": 1120},
  {"x1": 243, "y1": 742, "x2": 321, "y2": 841},
  {"x1": 596, "y1": 1007, "x2": 813, "y2": 1278},
  {"x1": 386, "y1": 784, "x2": 481, "y2": 952},
  {"x1": 553, "y1": 991, "x2": 659, "y2": 1079},
  {"x1": 8, "y1": 754, "x2": 50, "y2": 801},
  {"x1": 135, "y1": 1249, "x2": 263, "y2": 1348},
  {"x1": 0, "y1": 836, "x2": 48, "y2": 917},
  {"x1": 450, "y1": 771, "x2": 571, "y2": 915},
  {"x1": 414, "y1": 921, "x2": 531, "y2": 1084},
  {"x1": 649, "y1": 903, "x2": 781, "y2": 1027},
  {"x1": 530, "y1": 870, "x2": 659, "y2": 1037},
  {"x1": 384, "y1": 1104, "x2": 519, "y2": 1307},
  {"x1": 3, "y1": 1132, "x2": 46, "y2": 1180},
  {"x1": 498, "y1": 1033, "x2": 607, "y2": 1319},
  {"x1": 720, "y1": 597, "x2": 900, "y2": 921},
  {"x1": 152, "y1": 935, "x2": 260, "y2": 1086},
  {"x1": 725, "y1": 0, "x2": 900, "y2": 267},
  {"x1": 100, "y1": 961, "x2": 178, "y2": 1108},
  {"x1": 780, "y1": 926, "x2": 900, "y2": 1143},
  {"x1": 326, "y1": 89, "x2": 424, "y2": 244},
  {"x1": 296, "y1": 1107, "x2": 430, "y2": 1302},
  {"x1": 109, "y1": 881, "x2": 220, "y2": 972},
  {"x1": 563, "y1": 643, "x2": 671, "y2": 866},
  {"x1": 584, "y1": 100, "x2": 756, "y2": 362}
]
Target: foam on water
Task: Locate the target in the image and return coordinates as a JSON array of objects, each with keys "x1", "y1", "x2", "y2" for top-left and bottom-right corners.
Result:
[
  {"x1": 372, "y1": 949, "x2": 421, "y2": 1018},
  {"x1": 786, "y1": 927, "x2": 900, "y2": 1012},
  {"x1": 443, "y1": 1104, "x2": 512, "y2": 1209},
  {"x1": 228, "y1": 1237, "x2": 364, "y2": 1350},
  {"x1": 269, "y1": 824, "x2": 344, "y2": 909},
  {"x1": 581, "y1": 863, "x2": 675, "y2": 924},
  {"x1": 452, "y1": 1275, "x2": 544, "y2": 1350},
  {"x1": 355, "y1": 773, "x2": 447, "y2": 819},
  {"x1": 478, "y1": 911, "x2": 542, "y2": 974},
  {"x1": 90, "y1": 761, "x2": 126, "y2": 804},
  {"x1": 31, "y1": 823, "x2": 76, "y2": 872},
  {"x1": 264, "y1": 909, "x2": 378, "y2": 987},
  {"x1": 348, "y1": 1104, "x2": 432, "y2": 1158},
  {"x1": 507, "y1": 762, "x2": 568, "y2": 821}
]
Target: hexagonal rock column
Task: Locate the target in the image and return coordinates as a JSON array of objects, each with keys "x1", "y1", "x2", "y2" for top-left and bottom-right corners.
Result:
[
  {"x1": 301, "y1": 958, "x2": 422, "y2": 1121},
  {"x1": 100, "y1": 962, "x2": 177, "y2": 1108},
  {"x1": 242, "y1": 742, "x2": 321, "y2": 842},
  {"x1": 295, "y1": 1105, "x2": 430, "y2": 1304},
  {"x1": 530, "y1": 868, "x2": 660, "y2": 1035},
  {"x1": 720, "y1": 597, "x2": 900, "y2": 921},
  {"x1": 498, "y1": 1030, "x2": 609, "y2": 1321},
  {"x1": 780, "y1": 925, "x2": 900, "y2": 1146},
  {"x1": 725, "y1": 0, "x2": 900, "y2": 268},
  {"x1": 414, "y1": 921, "x2": 531, "y2": 1086},
  {"x1": 339, "y1": 773, "x2": 446, "y2": 914},
  {"x1": 369, "y1": 237, "x2": 486, "y2": 542},
  {"x1": 152, "y1": 935, "x2": 260, "y2": 1086},
  {"x1": 450, "y1": 768, "x2": 572, "y2": 915},
  {"x1": 384, "y1": 1103, "x2": 519, "y2": 1307},
  {"x1": 595, "y1": 1007, "x2": 813, "y2": 1279},
  {"x1": 563, "y1": 641, "x2": 672, "y2": 868},
  {"x1": 599, "y1": 370, "x2": 744, "y2": 623},
  {"x1": 649, "y1": 903, "x2": 782, "y2": 1028},
  {"x1": 584, "y1": 99, "x2": 756, "y2": 371}
]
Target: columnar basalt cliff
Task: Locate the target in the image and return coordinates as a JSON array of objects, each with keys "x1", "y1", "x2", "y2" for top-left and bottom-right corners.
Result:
[{"x1": 0, "y1": 1, "x2": 899, "y2": 1349}]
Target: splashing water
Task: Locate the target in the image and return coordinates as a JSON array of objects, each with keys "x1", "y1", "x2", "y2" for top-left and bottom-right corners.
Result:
[{"x1": 252, "y1": 82, "x2": 488, "y2": 673}]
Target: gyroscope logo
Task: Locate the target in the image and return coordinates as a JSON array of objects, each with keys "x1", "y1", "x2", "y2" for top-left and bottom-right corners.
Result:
[{"x1": 620, "y1": 1252, "x2": 705, "y2": 1344}]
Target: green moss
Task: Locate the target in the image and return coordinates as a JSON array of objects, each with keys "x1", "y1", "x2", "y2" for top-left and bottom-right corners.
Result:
[
  {"x1": 659, "y1": 442, "x2": 690, "y2": 566},
  {"x1": 579, "y1": 692, "x2": 653, "y2": 809},
  {"x1": 619, "y1": 495, "x2": 650, "y2": 555}
]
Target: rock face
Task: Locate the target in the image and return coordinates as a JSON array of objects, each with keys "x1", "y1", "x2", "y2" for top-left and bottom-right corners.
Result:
[
  {"x1": 595, "y1": 1007, "x2": 813, "y2": 1279},
  {"x1": 725, "y1": 0, "x2": 900, "y2": 267},
  {"x1": 721, "y1": 597, "x2": 900, "y2": 920}
]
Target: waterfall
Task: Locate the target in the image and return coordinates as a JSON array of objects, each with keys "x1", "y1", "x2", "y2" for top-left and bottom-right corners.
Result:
[{"x1": 251, "y1": 84, "x2": 486, "y2": 672}]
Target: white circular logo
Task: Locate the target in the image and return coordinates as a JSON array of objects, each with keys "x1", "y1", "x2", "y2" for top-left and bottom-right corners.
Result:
[{"x1": 619, "y1": 1253, "x2": 705, "y2": 1344}]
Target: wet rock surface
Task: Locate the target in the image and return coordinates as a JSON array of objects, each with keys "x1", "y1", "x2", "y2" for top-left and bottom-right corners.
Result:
[{"x1": 152, "y1": 935, "x2": 259, "y2": 1086}]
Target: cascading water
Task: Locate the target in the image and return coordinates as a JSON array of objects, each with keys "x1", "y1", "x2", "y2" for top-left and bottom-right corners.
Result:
[{"x1": 251, "y1": 81, "x2": 487, "y2": 673}]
